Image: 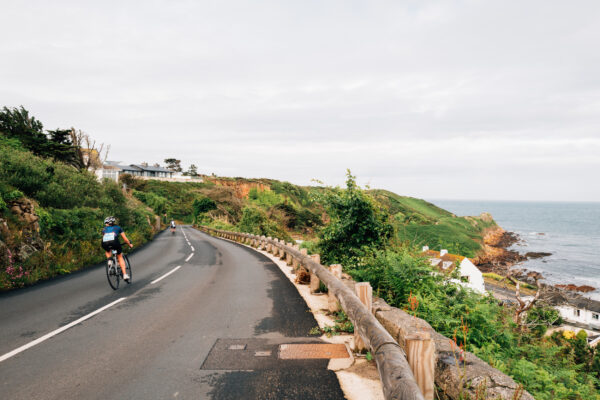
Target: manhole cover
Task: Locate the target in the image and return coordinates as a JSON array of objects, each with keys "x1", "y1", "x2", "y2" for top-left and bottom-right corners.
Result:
[{"x1": 279, "y1": 344, "x2": 350, "y2": 359}]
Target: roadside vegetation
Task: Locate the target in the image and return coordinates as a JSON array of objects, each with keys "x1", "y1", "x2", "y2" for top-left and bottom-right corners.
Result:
[
  {"x1": 307, "y1": 172, "x2": 600, "y2": 399},
  {"x1": 0, "y1": 108, "x2": 157, "y2": 289}
]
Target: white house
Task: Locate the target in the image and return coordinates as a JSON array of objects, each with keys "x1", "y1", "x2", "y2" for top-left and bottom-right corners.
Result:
[
  {"x1": 94, "y1": 164, "x2": 121, "y2": 182},
  {"x1": 422, "y1": 246, "x2": 486, "y2": 294},
  {"x1": 95, "y1": 162, "x2": 181, "y2": 182},
  {"x1": 556, "y1": 297, "x2": 600, "y2": 329}
]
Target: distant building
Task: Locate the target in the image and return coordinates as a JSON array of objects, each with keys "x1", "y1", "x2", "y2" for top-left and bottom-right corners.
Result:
[
  {"x1": 421, "y1": 246, "x2": 486, "y2": 294},
  {"x1": 96, "y1": 161, "x2": 200, "y2": 182},
  {"x1": 556, "y1": 297, "x2": 600, "y2": 329},
  {"x1": 94, "y1": 164, "x2": 121, "y2": 182}
]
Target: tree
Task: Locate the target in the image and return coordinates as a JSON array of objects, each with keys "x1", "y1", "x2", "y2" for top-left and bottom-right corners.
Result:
[
  {"x1": 192, "y1": 197, "x2": 217, "y2": 223},
  {"x1": 46, "y1": 129, "x2": 78, "y2": 166},
  {"x1": 0, "y1": 106, "x2": 82, "y2": 165},
  {"x1": 506, "y1": 271, "x2": 543, "y2": 330},
  {"x1": 69, "y1": 128, "x2": 110, "y2": 171},
  {"x1": 184, "y1": 164, "x2": 199, "y2": 177},
  {"x1": 0, "y1": 106, "x2": 51, "y2": 157},
  {"x1": 164, "y1": 158, "x2": 182, "y2": 172},
  {"x1": 317, "y1": 170, "x2": 394, "y2": 264}
]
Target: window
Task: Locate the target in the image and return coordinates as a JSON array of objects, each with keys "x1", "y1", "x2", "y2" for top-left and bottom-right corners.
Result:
[
  {"x1": 574, "y1": 309, "x2": 581, "y2": 317},
  {"x1": 593, "y1": 313, "x2": 599, "y2": 320}
]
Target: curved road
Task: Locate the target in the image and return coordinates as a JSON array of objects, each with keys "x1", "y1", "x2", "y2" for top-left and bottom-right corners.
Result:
[{"x1": 0, "y1": 226, "x2": 345, "y2": 399}]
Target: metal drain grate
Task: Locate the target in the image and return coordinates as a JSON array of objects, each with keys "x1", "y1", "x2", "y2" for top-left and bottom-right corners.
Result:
[{"x1": 279, "y1": 344, "x2": 350, "y2": 360}]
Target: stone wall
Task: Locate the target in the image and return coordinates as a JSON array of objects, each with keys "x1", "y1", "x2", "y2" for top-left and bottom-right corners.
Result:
[{"x1": 373, "y1": 299, "x2": 533, "y2": 400}]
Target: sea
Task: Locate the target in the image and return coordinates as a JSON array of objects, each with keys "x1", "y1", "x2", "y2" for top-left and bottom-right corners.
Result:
[{"x1": 430, "y1": 200, "x2": 600, "y2": 300}]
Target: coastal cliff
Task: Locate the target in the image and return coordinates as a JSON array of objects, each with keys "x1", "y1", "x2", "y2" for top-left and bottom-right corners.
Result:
[{"x1": 473, "y1": 226, "x2": 525, "y2": 272}]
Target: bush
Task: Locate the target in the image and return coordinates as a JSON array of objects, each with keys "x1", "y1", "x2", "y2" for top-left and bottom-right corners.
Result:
[
  {"x1": 133, "y1": 190, "x2": 168, "y2": 215},
  {"x1": 317, "y1": 171, "x2": 394, "y2": 265},
  {"x1": 237, "y1": 206, "x2": 291, "y2": 241},
  {"x1": 248, "y1": 187, "x2": 283, "y2": 208},
  {"x1": 193, "y1": 197, "x2": 217, "y2": 215}
]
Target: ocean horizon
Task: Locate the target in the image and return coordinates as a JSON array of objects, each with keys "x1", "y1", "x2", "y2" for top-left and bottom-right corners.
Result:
[{"x1": 429, "y1": 199, "x2": 600, "y2": 300}]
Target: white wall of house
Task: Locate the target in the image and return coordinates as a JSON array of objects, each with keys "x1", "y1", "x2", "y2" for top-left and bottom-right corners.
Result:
[
  {"x1": 95, "y1": 168, "x2": 120, "y2": 182},
  {"x1": 458, "y1": 258, "x2": 485, "y2": 294},
  {"x1": 557, "y1": 305, "x2": 600, "y2": 328}
]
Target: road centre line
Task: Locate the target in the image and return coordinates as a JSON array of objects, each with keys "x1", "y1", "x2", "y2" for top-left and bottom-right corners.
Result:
[
  {"x1": 151, "y1": 265, "x2": 182, "y2": 284},
  {"x1": 0, "y1": 297, "x2": 127, "y2": 363},
  {"x1": 185, "y1": 253, "x2": 194, "y2": 262},
  {"x1": 191, "y1": 246, "x2": 195, "y2": 252}
]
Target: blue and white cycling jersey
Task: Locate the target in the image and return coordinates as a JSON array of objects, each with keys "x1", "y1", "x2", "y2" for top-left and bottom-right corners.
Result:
[{"x1": 102, "y1": 225, "x2": 123, "y2": 243}]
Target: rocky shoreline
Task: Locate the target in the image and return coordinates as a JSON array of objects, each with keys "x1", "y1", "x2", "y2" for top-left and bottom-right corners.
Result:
[
  {"x1": 474, "y1": 226, "x2": 596, "y2": 294},
  {"x1": 473, "y1": 227, "x2": 526, "y2": 274}
]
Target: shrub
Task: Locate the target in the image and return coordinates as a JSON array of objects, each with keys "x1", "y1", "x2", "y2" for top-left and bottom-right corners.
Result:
[
  {"x1": 133, "y1": 190, "x2": 168, "y2": 215},
  {"x1": 248, "y1": 187, "x2": 283, "y2": 208},
  {"x1": 237, "y1": 206, "x2": 291, "y2": 241},
  {"x1": 317, "y1": 171, "x2": 394, "y2": 265}
]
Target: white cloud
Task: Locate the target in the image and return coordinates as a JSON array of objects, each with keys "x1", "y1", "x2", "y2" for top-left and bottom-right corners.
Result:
[{"x1": 1, "y1": 0, "x2": 599, "y2": 200}]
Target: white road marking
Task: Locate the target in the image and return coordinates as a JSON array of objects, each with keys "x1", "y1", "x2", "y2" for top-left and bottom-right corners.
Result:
[
  {"x1": 185, "y1": 253, "x2": 194, "y2": 262},
  {"x1": 151, "y1": 265, "x2": 182, "y2": 284},
  {"x1": 0, "y1": 297, "x2": 127, "y2": 363},
  {"x1": 191, "y1": 246, "x2": 195, "y2": 252}
]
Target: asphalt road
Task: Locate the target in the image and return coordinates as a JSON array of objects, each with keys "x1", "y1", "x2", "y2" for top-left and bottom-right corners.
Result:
[{"x1": 0, "y1": 227, "x2": 345, "y2": 399}]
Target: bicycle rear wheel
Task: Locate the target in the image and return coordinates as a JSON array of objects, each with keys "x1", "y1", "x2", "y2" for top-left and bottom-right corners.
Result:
[
  {"x1": 106, "y1": 259, "x2": 120, "y2": 290},
  {"x1": 124, "y1": 254, "x2": 132, "y2": 284}
]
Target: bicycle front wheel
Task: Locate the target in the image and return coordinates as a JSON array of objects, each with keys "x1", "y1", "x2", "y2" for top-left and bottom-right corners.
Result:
[
  {"x1": 124, "y1": 255, "x2": 132, "y2": 284},
  {"x1": 106, "y1": 259, "x2": 120, "y2": 290}
]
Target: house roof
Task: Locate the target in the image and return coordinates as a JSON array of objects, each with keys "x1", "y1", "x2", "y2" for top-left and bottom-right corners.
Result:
[
  {"x1": 568, "y1": 297, "x2": 600, "y2": 313},
  {"x1": 101, "y1": 164, "x2": 121, "y2": 170},
  {"x1": 117, "y1": 165, "x2": 142, "y2": 172},
  {"x1": 423, "y1": 250, "x2": 460, "y2": 273},
  {"x1": 131, "y1": 164, "x2": 173, "y2": 173}
]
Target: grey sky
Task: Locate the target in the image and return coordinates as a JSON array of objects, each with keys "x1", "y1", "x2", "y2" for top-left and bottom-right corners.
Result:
[{"x1": 1, "y1": 1, "x2": 599, "y2": 201}]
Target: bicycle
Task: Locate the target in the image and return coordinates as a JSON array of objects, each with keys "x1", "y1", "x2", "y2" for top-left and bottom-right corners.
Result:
[{"x1": 106, "y1": 250, "x2": 132, "y2": 290}]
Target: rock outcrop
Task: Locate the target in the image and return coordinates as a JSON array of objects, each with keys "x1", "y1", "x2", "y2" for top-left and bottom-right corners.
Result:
[
  {"x1": 0, "y1": 198, "x2": 45, "y2": 266},
  {"x1": 206, "y1": 178, "x2": 271, "y2": 199},
  {"x1": 473, "y1": 227, "x2": 525, "y2": 273}
]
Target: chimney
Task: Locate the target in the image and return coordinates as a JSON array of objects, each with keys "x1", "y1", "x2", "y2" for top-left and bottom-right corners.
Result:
[
  {"x1": 422, "y1": 245, "x2": 429, "y2": 252},
  {"x1": 440, "y1": 249, "x2": 448, "y2": 257}
]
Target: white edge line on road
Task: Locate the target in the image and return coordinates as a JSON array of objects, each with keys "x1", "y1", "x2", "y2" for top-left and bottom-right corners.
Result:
[
  {"x1": 185, "y1": 253, "x2": 194, "y2": 262},
  {"x1": 150, "y1": 265, "x2": 182, "y2": 285},
  {"x1": 0, "y1": 297, "x2": 127, "y2": 363}
]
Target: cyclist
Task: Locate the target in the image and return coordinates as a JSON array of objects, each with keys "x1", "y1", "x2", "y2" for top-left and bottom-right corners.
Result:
[
  {"x1": 101, "y1": 216, "x2": 133, "y2": 282},
  {"x1": 170, "y1": 219, "x2": 176, "y2": 234}
]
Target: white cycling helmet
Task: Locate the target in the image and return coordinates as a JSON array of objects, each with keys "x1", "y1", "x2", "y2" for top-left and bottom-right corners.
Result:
[{"x1": 104, "y1": 216, "x2": 116, "y2": 225}]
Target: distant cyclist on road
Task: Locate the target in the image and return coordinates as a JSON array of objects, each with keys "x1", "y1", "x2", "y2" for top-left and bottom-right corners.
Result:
[
  {"x1": 170, "y1": 219, "x2": 176, "y2": 234},
  {"x1": 101, "y1": 216, "x2": 133, "y2": 282}
]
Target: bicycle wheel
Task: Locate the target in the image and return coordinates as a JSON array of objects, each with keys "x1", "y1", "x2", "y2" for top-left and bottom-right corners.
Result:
[
  {"x1": 124, "y1": 254, "x2": 132, "y2": 284},
  {"x1": 106, "y1": 258, "x2": 120, "y2": 290}
]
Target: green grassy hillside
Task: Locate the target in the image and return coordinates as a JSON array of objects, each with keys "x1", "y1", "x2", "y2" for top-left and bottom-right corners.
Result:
[
  {"x1": 126, "y1": 177, "x2": 494, "y2": 258},
  {"x1": 371, "y1": 190, "x2": 496, "y2": 257}
]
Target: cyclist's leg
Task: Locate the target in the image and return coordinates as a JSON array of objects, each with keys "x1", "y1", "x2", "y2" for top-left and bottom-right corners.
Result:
[
  {"x1": 117, "y1": 254, "x2": 127, "y2": 275},
  {"x1": 107, "y1": 241, "x2": 125, "y2": 275},
  {"x1": 101, "y1": 242, "x2": 113, "y2": 260}
]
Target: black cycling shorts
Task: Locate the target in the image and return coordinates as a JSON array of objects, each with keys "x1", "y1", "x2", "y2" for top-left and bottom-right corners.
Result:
[{"x1": 102, "y1": 240, "x2": 122, "y2": 254}]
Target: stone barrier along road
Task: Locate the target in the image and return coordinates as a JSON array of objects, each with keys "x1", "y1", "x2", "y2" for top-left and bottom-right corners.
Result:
[
  {"x1": 200, "y1": 227, "x2": 426, "y2": 400},
  {"x1": 372, "y1": 299, "x2": 534, "y2": 400}
]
